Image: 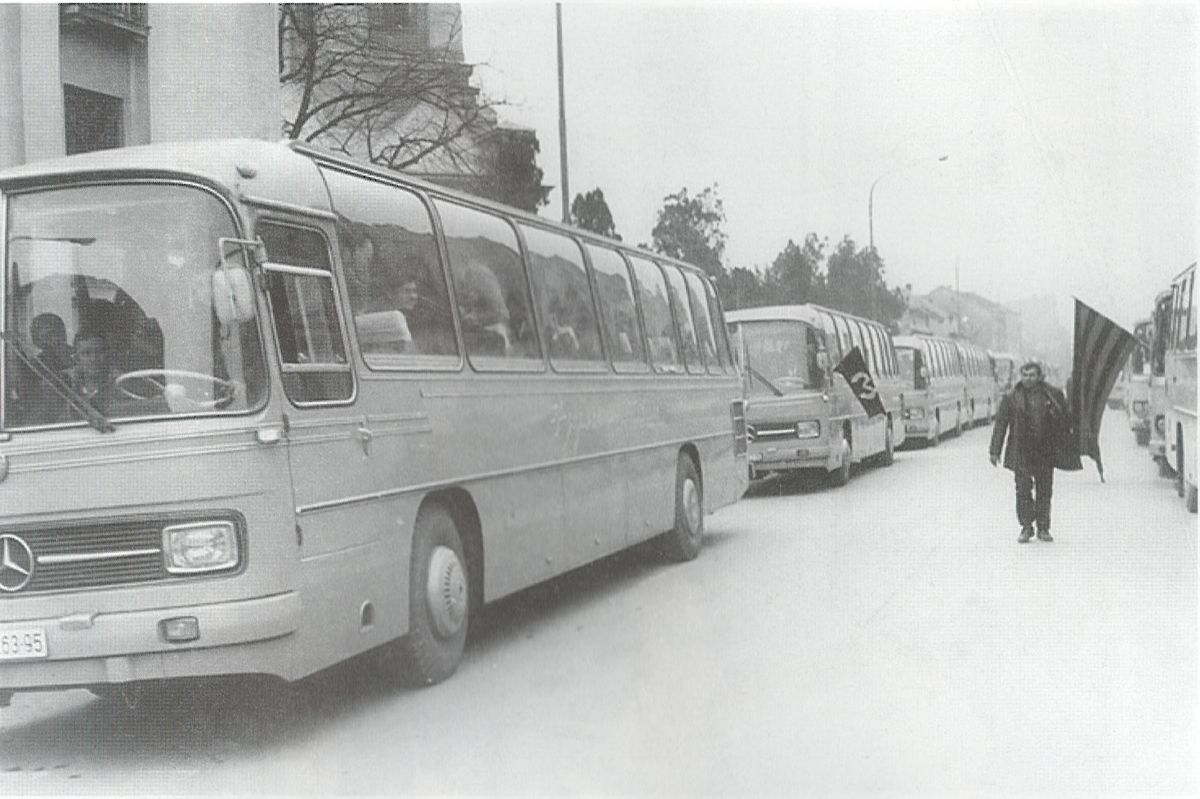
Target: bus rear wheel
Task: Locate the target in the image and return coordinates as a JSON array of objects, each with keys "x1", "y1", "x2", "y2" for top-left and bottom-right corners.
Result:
[
  {"x1": 398, "y1": 504, "x2": 470, "y2": 686},
  {"x1": 954, "y1": 406, "x2": 965, "y2": 437},
  {"x1": 661, "y1": 454, "x2": 703, "y2": 562}
]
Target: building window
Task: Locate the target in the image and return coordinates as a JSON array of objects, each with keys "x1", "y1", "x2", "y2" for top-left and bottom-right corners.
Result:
[{"x1": 64, "y1": 85, "x2": 124, "y2": 155}]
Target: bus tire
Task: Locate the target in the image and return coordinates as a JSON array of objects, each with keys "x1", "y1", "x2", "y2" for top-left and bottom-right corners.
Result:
[
  {"x1": 880, "y1": 420, "x2": 895, "y2": 467},
  {"x1": 1187, "y1": 483, "x2": 1198, "y2": 514},
  {"x1": 955, "y1": 406, "x2": 965, "y2": 437},
  {"x1": 929, "y1": 416, "x2": 941, "y2": 447},
  {"x1": 662, "y1": 454, "x2": 703, "y2": 562},
  {"x1": 399, "y1": 504, "x2": 470, "y2": 687},
  {"x1": 829, "y1": 434, "x2": 852, "y2": 487}
]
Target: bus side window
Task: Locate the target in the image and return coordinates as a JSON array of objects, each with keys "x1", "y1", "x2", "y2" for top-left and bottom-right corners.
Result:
[
  {"x1": 435, "y1": 200, "x2": 542, "y2": 368},
  {"x1": 258, "y1": 221, "x2": 353, "y2": 404},
  {"x1": 683, "y1": 271, "x2": 719, "y2": 373},
  {"x1": 322, "y1": 168, "x2": 458, "y2": 367},
  {"x1": 703, "y1": 278, "x2": 734, "y2": 374},
  {"x1": 585, "y1": 244, "x2": 649, "y2": 372},
  {"x1": 660, "y1": 263, "x2": 703, "y2": 374},
  {"x1": 519, "y1": 224, "x2": 604, "y2": 369},
  {"x1": 627, "y1": 255, "x2": 681, "y2": 373}
]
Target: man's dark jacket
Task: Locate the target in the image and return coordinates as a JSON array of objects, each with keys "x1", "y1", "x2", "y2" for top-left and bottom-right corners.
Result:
[{"x1": 989, "y1": 381, "x2": 1082, "y2": 472}]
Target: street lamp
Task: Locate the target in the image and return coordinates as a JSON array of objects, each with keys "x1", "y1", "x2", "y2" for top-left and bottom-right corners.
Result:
[{"x1": 868, "y1": 154, "x2": 948, "y2": 253}]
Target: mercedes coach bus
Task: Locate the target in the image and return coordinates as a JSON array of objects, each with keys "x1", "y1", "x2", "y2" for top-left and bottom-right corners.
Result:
[
  {"x1": 893, "y1": 333, "x2": 968, "y2": 446},
  {"x1": 726, "y1": 304, "x2": 905, "y2": 485},
  {"x1": 0, "y1": 140, "x2": 748, "y2": 704},
  {"x1": 1164, "y1": 263, "x2": 1196, "y2": 512},
  {"x1": 955, "y1": 339, "x2": 996, "y2": 427}
]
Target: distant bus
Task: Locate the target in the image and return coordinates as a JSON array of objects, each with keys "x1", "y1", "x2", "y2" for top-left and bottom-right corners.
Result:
[
  {"x1": 726, "y1": 305, "x2": 905, "y2": 485},
  {"x1": 0, "y1": 140, "x2": 748, "y2": 704},
  {"x1": 894, "y1": 333, "x2": 968, "y2": 446},
  {"x1": 1122, "y1": 318, "x2": 1152, "y2": 446},
  {"x1": 1149, "y1": 288, "x2": 1174, "y2": 474},
  {"x1": 1164, "y1": 263, "x2": 1197, "y2": 512},
  {"x1": 955, "y1": 339, "x2": 997, "y2": 427}
]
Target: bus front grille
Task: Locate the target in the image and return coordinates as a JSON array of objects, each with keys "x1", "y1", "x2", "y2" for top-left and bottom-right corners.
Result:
[{"x1": 2, "y1": 519, "x2": 168, "y2": 595}]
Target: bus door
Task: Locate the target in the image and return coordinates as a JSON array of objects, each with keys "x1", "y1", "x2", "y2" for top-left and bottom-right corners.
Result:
[{"x1": 256, "y1": 216, "x2": 413, "y2": 663}]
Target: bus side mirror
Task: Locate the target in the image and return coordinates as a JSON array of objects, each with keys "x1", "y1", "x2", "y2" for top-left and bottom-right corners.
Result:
[{"x1": 212, "y1": 267, "x2": 256, "y2": 325}]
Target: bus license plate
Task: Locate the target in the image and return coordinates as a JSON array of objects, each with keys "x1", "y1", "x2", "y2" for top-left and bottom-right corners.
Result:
[{"x1": 0, "y1": 628, "x2": 48, "y2": 660}]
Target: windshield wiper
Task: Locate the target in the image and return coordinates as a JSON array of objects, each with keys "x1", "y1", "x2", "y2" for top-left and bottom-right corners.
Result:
[
  {"x1": 746, "y1": 365, "x2": 784, "y2": 397},
  {"x1": 0, "y1": 329, "x2": 115, "y2": 433}
]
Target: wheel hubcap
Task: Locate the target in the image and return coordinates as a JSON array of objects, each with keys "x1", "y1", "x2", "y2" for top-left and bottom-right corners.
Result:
[
  {"x1": 425, "y1": 546, "x2": 467, "y2": 638},
  {"x1": 682, "y1": 478, "x2": 701, "y2": 537}
]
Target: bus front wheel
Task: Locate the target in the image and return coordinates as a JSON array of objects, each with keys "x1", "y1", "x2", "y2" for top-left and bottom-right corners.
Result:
[
  {"x1": 399, "y1": 504, "x2": 470, "y2": 686},
  {"x1": 879, "y1": 421, "x2": 895, "y2": 467},
  {"x1": 661, "y1": 454, "x2": 704, "y2": 562}
]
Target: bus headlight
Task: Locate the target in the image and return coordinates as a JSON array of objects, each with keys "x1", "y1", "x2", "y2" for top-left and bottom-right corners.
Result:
[
  {"x1": 163, "y1": 521, "x2": 239, "y2": 574},
  {"x1": 1132, "y1": 400, "x2": 1147, "y2": 415},
  {"x1": 795, "y1": 420, "x2": 821, "y2": 439},
  {"x1": 904, "y1": 407, "x2": 925, "y2": 420}
]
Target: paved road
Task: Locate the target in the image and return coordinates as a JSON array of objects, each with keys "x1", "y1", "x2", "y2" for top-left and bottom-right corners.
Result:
[{"x1": 2, "y1": 411, "x2": 1195, "y2": 796}]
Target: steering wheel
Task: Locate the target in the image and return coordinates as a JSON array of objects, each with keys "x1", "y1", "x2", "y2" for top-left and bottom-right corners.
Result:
[{"x1": 114, "y1": 369, "x2": 240, "y2": 410}]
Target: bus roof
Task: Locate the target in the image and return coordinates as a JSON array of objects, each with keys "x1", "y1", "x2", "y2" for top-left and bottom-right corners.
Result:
[
  {"x1": 0, "y1": 139, "x2": 713, "y2": 280},
  {"x1": 725, "y1": 303, "x2": 889, "y2": 329}
]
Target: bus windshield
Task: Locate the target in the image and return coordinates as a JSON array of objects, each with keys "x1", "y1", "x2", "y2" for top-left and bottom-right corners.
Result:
[
  {"x1": 740, "y1": 319, "x2": 823, "y2": 394},
  {"x1": 3, "y1": 183, "x2": 267, "y2": 429},
  {"x1": 896, "y1": 346, "x2": 917, "y2": 384}
]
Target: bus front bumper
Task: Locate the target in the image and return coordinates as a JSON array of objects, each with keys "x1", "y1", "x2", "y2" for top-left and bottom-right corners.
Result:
[
  {"x1": 0, "y1": 591, "x2": 300, "y2": 692},
  {"x1": 748, "y1": 442, "x2": 833, "y2": 476}
]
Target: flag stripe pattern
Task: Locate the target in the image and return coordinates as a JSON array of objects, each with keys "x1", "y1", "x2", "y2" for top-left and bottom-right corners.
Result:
[{"x1": 1070, "y1": 299, "x2": 1136, "y2": 469}]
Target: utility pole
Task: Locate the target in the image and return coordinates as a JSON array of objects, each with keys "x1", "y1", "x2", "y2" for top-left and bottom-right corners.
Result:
[{"x1": 556, "y1": 4, "x2": 570, "y2": 224}]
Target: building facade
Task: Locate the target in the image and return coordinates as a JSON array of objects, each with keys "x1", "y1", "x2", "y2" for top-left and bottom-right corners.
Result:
[{"x1": 0, "y1": 3, "x2": 280, "y2": 168}]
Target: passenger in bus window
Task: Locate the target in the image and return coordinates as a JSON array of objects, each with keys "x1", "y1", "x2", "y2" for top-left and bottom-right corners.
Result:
[
  {"x1": 67, "y1": 329, "x2": 119, "y2": 412},
  {"x1": 456, "y1": 260, "x2": 511, "y2": 355},
  {"x1": 30, "y1": 312, "x2": 73, "y2": 376}
]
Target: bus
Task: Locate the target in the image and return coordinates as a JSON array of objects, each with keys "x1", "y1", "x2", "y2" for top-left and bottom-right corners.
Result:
[
  {"x1": 0, "y1": 140, "x2": 748, "y2": 704},
  {"x1": 1164, "y1": 263, "x2": 1197, "y2": 512},
  {"x1": 894, "y1": 333, "x2": 968, "y2": 446},
  {"x1": 1149, "y1": 288, "x2": 1174, "y2": 475},
  {"x1": 725, "y1": 305, "x2": 905, "y2": 485},
  {"x1": 1121, "y1": 318, "x2": 1152, "y2": 446},
  {"x1": 955, "y1": 339, "x2": 997, "y2": 427}
]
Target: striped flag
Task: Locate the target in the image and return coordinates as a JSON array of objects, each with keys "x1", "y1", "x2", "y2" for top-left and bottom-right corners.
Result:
[{"x1": 1070, "y1": 299, "x2": 1136, "y2": 481}]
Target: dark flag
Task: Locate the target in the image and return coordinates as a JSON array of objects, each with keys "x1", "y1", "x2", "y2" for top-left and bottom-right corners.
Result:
[
  {"x1": 834, "y1": 346, "x2": 885, "y2": 418},
  {"x1": 1070, "y1": 299, "x2": 1136, "y2": 482}
]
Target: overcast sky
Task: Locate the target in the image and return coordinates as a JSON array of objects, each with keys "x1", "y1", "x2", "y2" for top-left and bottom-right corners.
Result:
[{"x1": 461, "y1": 2, "x2": 1196, "y2": 328}]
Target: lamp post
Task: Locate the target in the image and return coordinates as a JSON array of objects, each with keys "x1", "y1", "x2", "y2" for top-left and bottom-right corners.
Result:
[{"x1": 868, "y1": 154, "x2": 948, "y2": 253}]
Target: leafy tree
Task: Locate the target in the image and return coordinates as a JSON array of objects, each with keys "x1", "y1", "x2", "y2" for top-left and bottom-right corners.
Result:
[
  {"x1": 650, "y1": 185, "x2": 727, "y2": 278},
  {"x1": 279, "y1": 4, "x2": 496, "y2": 171},
  {"x1": 716, "y1": 266, "x2": 770, "y2": 311},
  {"x1": 823, "y1": 236, "x2": 906, "y2": 327},
  {"x1": 764, "y1": 234, "x2": 827, "y2": 305},
  {"x1": 571, "y1": 188, "x2": 621, "y2": 240},
  {"x1": 473, "y1": 128, "x2": 550, "y2": 213}
]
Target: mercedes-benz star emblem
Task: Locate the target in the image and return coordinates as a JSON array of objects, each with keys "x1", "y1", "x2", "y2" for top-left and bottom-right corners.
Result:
[{"x1": 0, "y1": 534, "x2": 35, "y2": 593}]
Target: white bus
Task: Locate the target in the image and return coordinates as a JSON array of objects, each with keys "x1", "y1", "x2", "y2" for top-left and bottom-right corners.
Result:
[
  {"x1": 894, "y1": 333, "x2": 968, "y2": 446},
  {"x1": 726, "y1": 304, "x2": 905, "y2": 485},
  {"x1": 1164, "y1": 263, "x2": 1197, "y2": 512},
  {"x1": 0, "y1": 140, "x2": 747, "y2": 704},
  {"x1": 955, "y1": 339, "x2": 997, "y2": 427}
]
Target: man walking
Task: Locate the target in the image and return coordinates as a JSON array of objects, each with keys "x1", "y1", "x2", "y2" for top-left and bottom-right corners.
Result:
[{"x1": 989, "y1": 361, "x2": 1073, "y2": 543}]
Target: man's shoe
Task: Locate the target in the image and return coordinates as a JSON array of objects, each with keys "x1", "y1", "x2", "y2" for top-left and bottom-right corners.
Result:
[
  {"x1": 1036, "y1": 529, "x2": 1053, "y2": 542},
  {"x1": 1018, "y1": 525, "x2": 1034, "y2": 543}
]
